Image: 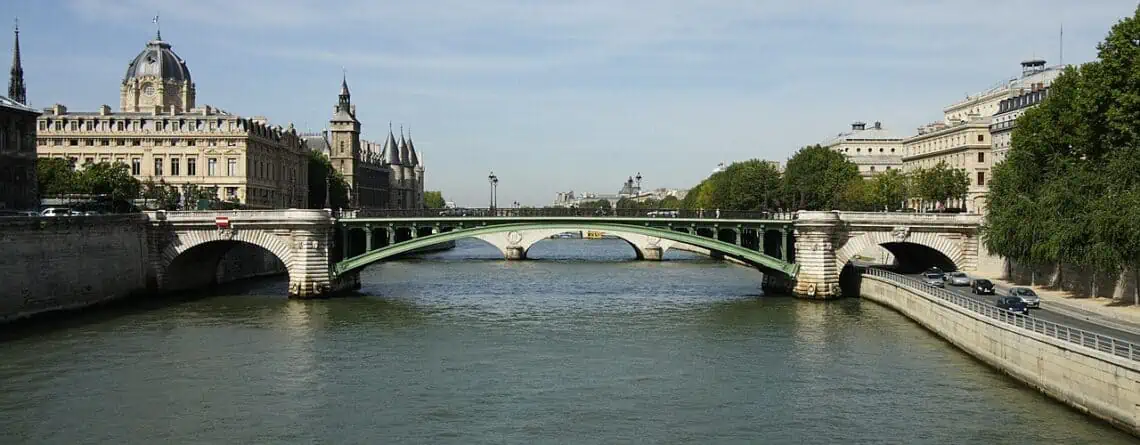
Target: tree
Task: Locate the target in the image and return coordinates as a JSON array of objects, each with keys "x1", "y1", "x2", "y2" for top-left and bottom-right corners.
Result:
[
  {"x1": 659, "y1": 195, "x2": 681, "y2": 208},
  {"x1": 142, "y1": 178, "x2": 181, "y2": 210},
  {"x1": 869, "y1": 168, "x2": 908, "y2": 211},
  {"x1": 838, "y1": 177, "x2": 875, "y2": 211},
  {"x1": 984, "y1": 5, "x2": 1140, "y2": 303},
  {"x1": 75, "y1": 162, "x2": 140, "y2": 204},
  {"x1": 306, "y1": 151, "x2": 350, "y2": 209},
  {"x1": 715, "y1": 159, "x2": 783, "y2": 210},
  {"x1": 37, "y1": 157, "x2": 77, "y2": 198},
  {"x1": 911, "y1": 162, "x2": 969, "y2": 210},
  {"x1": 577, "y1": 199, "x2": 611, "y2": 210},
  {"x1": 424, "y1": 191, "x2": 446, "y2": 209},
  {"x1": 782, "y1": 144, "x2": 859, "y2": 210}
]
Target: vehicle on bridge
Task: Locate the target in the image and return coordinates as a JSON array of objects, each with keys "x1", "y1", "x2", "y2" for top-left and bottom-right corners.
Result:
[
  {"x1": 944, "y1": 272, "x2": 970, "y2": 286},
  {"x1": 1009, "y1": 287, "x2": 1041, "y2": 309},
  {"x1": 996, "y1": 296, "x2": 1030, "y2": 315},
  {"x1": 922, "y1": 272, "x2": 945, "y2": 288},
  {"x1": 970, "y1": 279, "x2": 995, "y2": 295}
]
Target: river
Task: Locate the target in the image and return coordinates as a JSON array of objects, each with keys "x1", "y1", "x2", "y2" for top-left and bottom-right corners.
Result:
[{"x1": 0, "y1": 238, "x2": 1135, "y2": 444}]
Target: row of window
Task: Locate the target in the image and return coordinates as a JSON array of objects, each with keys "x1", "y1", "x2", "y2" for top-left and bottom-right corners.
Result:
[
  {"x1": 42, "y1": 118, "x2": 234, "y2": 133},
  {"x1": 42, "y1": 138, "x2": 238, "y2": 147},
  {"x1": 70, "y1": 155, "x2": 299, "y2": 182},
  {"x1": 909, "y1": 133, "x2": 987, "y2": 157},
  {"x1": 839, "y1": 146, "x2": 898, "y2": 154}
]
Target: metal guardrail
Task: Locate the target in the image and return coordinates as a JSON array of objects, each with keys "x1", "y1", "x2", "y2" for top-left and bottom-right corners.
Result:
[
  {"x1": 340, "y1": 208, "x2": 796, "y2": 220},
  {"x1": 864, "y1": 268, "x2": 1138, "y2": 362}
]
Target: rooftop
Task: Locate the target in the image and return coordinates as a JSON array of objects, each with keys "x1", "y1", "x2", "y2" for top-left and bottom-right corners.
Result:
[{"x1": 822, "y1": 121, "x2": 903, "y2": 147}]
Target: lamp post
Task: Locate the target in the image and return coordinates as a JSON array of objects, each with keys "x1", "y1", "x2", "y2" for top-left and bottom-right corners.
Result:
[{"x1": 488, "y1": 171, "x2": 498, "y2": 211}]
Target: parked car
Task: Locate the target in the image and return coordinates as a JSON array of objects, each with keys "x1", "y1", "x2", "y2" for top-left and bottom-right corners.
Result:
[
  {"x1": 922, "y1": 272, "x2": 945, "y2": 288},
  {"x1": 945, "y1": 271, "x2": 970, "y2": 286},
  {"x1": 1009, "y1": 287, "x2": 1041, "y2": 309},
  {"x1": 971, "y1": 279, "x2": 996, "y2": 295},
  {"x1": 40, "y1": 207, "x2": 72, "y2": 217},
  {"x1": 996, "y1": 296, "x2": 1029, "y2": 315}
]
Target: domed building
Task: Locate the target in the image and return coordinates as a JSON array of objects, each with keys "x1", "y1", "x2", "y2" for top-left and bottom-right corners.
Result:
[
  {"x1": 34, "y1": 31, "x2": 308, "y2": 209},
  {"x1": 119, "y1": 35, "x2": 195, "y2": 113}
]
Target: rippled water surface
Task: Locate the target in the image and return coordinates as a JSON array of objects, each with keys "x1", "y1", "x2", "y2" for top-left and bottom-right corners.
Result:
[{"x1": 0, "y1": 238, "x2": 1135, "y2": 444}]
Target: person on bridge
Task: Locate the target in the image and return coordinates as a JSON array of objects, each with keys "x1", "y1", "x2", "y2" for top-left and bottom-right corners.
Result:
[{"x1": 715, "y1": 208, "x2": 721, "y2": 218}]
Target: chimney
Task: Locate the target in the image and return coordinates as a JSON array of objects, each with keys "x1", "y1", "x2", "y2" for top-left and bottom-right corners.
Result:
[
  {"x1": 51, "y1": 104, "x2": 67, "y2": 115},
  {"x1": 873, "y1": 121, "x2": 882, "y2": 130},
  {"x1": 852, "y1": 121, "x2": 866, "y2": 131}
]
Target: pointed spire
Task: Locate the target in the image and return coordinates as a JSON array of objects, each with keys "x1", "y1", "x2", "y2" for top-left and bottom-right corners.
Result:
[
  {"x1": 8, "y1": 18, "x2": 25, "y2": 104},
  {"x1": 407, "y1": 127, "x2": 420, "y2": 167},
  {"x1": 340, "y1": 68, "x2": 349, "y2": 96},
  {"x1": 385, "y1": 122, "x2": 401, "y2": 165},
  {"x1": 153, "y1": 14, "x2": 161, "y2": 41},
  {"x1": 399, "y1": 125, "x2": 411, "y2": 166}
]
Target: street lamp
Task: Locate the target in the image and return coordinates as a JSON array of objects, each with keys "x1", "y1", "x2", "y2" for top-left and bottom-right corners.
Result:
[{"x1": 488, "y1": 171, "x2": 498, "y2": 210}]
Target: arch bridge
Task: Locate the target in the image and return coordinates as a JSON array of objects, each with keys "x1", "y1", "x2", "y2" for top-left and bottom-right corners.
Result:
[{"x1": 143, "y1": 209, "x2": 981, "y2": 300}]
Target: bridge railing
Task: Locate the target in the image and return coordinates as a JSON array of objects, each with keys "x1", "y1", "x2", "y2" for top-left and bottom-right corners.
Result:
[
  {"x1": 340, "y1": 208, "x2": 796, "y2": 220},
  {"x1": 863, "y1": 268, "x2": 1139, "y2": 362}
]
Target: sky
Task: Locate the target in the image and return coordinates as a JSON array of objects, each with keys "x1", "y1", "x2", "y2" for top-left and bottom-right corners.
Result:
[{"x1": 6, "y1": 0, "x2": 1138, "y2": 206}]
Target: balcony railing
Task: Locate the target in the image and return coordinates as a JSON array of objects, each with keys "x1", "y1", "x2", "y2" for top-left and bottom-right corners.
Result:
[
  {"x1": 864, "y1": 268, "x2": 1138, "y2": 362},
  {"x1": 340, "y1": 208, "x2": 796, "y2": 221}
]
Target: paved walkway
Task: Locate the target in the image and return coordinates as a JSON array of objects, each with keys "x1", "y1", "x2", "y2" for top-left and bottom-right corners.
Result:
[{"x1": 973, "y1": 270, "x2": 1140, "y2": 336}]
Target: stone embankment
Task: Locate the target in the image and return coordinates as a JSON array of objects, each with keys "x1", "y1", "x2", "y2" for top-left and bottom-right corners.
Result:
[{"x1": 860, "y1": 270, "x2": 1140, "y2": 437}]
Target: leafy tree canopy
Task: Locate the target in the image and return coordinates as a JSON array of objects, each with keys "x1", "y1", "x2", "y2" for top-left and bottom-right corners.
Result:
[
  {"x1": 424, "y1": 191, "x2": 446, "y2": 209},
  {"x1": 782, "y1": 144, "x2": 859, "y2": 210}
]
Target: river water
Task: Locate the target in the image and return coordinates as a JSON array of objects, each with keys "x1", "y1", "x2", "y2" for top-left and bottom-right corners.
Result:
[{"x1": 0, "y1": 238, "x2": 1135, "y2": 444}]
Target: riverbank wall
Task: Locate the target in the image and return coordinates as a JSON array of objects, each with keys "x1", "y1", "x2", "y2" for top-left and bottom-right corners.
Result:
[
  {"x1": 860, "y1": 272, "x2": 1140, "y2": 437},
  {"x1": 0, "y1": 215, "x2": 152, "y2": 323}
]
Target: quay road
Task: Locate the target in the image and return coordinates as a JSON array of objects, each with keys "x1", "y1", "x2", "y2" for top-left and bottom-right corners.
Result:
[{"x1": 897, "y1": 271, "x2": 1140, "y2": 344}]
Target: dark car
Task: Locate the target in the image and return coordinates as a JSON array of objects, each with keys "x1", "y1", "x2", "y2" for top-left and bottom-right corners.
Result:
[
  {"x1": 996, "y1": 296, "x2": 1029, "y2": 315},
  {"x1": 923, "y1": 267, "x2": 943, "y2": 275},
  {"x1": 971, "y1": 279, "x2": 995, "y2": 295}
]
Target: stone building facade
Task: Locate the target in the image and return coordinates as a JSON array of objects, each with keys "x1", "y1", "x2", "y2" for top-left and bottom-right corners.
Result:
[
  {"x1": 1, "y1": 24, "x2": 37, "y2": 211},
  {"x1": 302, "y1": 78, "x2": 424, "y2": 209},
  {"x1": 0, "y1": 95, "x2": 38, "y2": 210},
  {"x1": 990, "y1": 86, "x2": 1050, "y2": 164},
  {"x1": 901, "y1": 60, "x2": 1066, "y2": 213},
  {"x1": 34, "y1": 33, "x2": 307, "y2": 209},
  {"x1": 822, "y1": 121, "x2": 904, "y2": 177}
]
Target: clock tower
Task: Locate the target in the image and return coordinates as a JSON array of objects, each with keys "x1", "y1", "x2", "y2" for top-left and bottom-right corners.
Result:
[{"x1": 119, "y1": 31, "x2": 194, "y2": 113}]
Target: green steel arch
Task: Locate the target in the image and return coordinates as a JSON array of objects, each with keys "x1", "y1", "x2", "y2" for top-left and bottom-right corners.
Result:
[{"x1": 334, "y1": 222, "x2": 799, "y2": 277}]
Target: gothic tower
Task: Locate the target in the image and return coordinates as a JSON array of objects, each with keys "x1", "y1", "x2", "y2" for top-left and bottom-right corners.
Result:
[
  {"x1": 328, "y1": 75, "x2": 361, "y2": 207},
  {"x1": 8, "y1": 21, "x2": 26, "y2": 104}
]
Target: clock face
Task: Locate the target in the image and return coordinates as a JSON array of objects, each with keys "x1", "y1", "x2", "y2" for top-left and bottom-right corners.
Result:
[{"x1": 143, "y1": 84, "x2": 155, "y2": 96}]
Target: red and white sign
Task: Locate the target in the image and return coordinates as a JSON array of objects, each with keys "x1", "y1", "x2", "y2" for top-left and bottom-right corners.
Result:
[{"x1": 215, "y1": 216, "x2": 230, "y2": 228}]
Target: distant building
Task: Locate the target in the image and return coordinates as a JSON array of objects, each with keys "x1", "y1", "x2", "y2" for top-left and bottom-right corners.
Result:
[
  {"x1": 301, "y1": 76, "x2": 426, "y2": 209},
  {"x1": 990, "y1": 85, "x2": 1050, "y2": 164},
  {"x1": 822, "y1": 121, "x2": 903, "y2": 177},
  {"x1": 2, "y1": 24, "x2": 37, "y2": 211},
  {"x1": 551, "y1": 174, "x2": 686, "y2": 207},
  {"x1": 34, "y1": 31, "x2": 307, "y2": 208},
  {"x1": 0, "y1": 95, "x2": 38, "y2": 210},
  {"x1": 902, "y1": 59, "x2": 1067, "y2": 213}
]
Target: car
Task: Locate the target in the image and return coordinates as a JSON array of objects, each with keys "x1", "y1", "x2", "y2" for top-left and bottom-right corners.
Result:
[
  {"x1": 40, "y1": 208, "x2": 72, "y2": 217},
  {"x1": 945, "y1": 271, "x2": 970, "y2": 286},
  {"x1": 996, "y1": 296, "x2": 1029, "y2": 315},
  {"x1": 922, "y1": 272, "x2": 945, "y2": 288},
  {"x1": 1009, "y1": 287, "x2": 1041, "y2": 309},
  {"x1": 971, "y1": 279, "x2": 996, "y2": 295}
]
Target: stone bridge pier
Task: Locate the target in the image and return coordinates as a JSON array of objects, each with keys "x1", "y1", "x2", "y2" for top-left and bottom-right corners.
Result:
[
  {"x1": 790, "y1": 211, "x2": 982, "y2": 300},
  {"x1": 147, "y1": 210, "x2": 359, "y2": 298}
]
